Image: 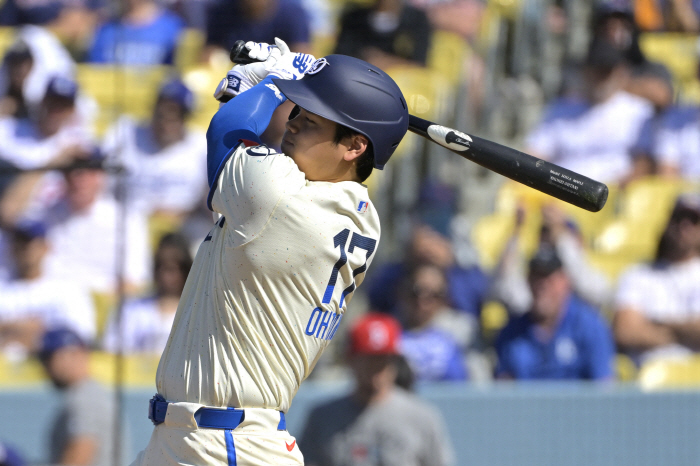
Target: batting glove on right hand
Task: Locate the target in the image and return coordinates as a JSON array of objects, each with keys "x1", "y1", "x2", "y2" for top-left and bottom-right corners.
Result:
[
  {"x1": 267, "y1": 37, "x2": 315, "y2": 81},
  {"x1": 214, "y1": 41, "x2": 281, "y2": 103}
]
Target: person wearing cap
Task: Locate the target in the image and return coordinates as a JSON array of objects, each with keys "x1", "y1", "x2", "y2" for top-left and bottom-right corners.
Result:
[
  {"x1": 101, "y1": 78, "x2": 207, "y2": 219},
  {"x1": 0, "y1": 75, "x2": 94, "y2": 171},
  {"x1": 299, "y1": 313, "x2": 455, "y2": 466},
  {"x1": 495, "y1": 245, "x2": 615, "y2": 380},
  {"x1": 613, "y1": 193, "x2": 700, "y2": 365},
  {"x1": 87, "y1": 0, "x2": 184, "y2": 65},
  {"x1": 37, "y1": 328, "x2": 118, "y2": 466},
  {"x1": 489, "y1": 203, "x2": 614, "y2": 316},
  {"x1": 0, "y1": 221, "x2": 95, "y2": 358},
  {"x1": 1, "y1": 140, "x2": 152, "y2": 295},
  {"x1": 132, "y1": 39, "x2": 408, "y2": 465},
  {"x1": 525, "y1": 33, "x2": 654, "y2": 185},
  {"x1": 397, "y1": 263, "x2": 471, "y2": 382}
]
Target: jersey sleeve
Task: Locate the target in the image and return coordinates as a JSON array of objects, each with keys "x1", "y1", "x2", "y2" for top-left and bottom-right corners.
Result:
[{"x1": 210, "y1": 145, "x2": 305, "y2": 245}]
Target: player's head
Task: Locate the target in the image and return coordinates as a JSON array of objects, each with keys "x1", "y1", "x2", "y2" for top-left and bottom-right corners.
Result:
[
  {"x1": 37, "y1": 328, "x2": 90, "y2": 390},
  {"x1": 274, "y1": 55, "x2": 409, "y2": 182},
  {"x1": 347, "y1": 313, "x2": 403, "y2": 400}
]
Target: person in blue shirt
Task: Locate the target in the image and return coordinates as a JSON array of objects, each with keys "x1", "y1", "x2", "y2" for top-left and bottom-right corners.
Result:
[
  {"x1": 495, "y1": 245, "x2": 615, "y2": 380},
  {"x1": 88, "y1": 0, "x2": 184, "y2": 65}
]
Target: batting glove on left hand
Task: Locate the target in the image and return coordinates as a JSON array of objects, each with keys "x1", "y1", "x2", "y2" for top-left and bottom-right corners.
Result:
[
  {"x1": 214, "y1": 41, "x2": 282, "y2": 102},
  {"x1": 268, "y1": 38, "x2": 315, "y2": 81}
]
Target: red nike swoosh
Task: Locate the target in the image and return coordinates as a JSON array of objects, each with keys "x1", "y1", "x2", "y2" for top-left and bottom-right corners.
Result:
[{"x1": 286, "y1": 440, "x2": 296, "y2": 451}]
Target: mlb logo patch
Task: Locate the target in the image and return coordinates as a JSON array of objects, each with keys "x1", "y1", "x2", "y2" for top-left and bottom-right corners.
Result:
[{"x1": 357, "y1": 201, "x2": 369, "y2": 213}]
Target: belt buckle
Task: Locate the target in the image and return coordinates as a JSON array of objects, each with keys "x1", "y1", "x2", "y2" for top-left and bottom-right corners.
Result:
[{"x1": 148, "y1": 394, "x2": 166, "y2": 426}]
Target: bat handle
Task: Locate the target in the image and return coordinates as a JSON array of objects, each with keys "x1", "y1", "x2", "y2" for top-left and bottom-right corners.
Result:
[{"x1": 229, "y1": 40, "x2": 257, "y2": 64}]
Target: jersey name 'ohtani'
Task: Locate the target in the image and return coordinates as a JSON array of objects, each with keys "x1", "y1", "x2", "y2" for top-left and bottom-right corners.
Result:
[{"x1": 156, "y1": 143, "x2": 380, "y2": 412}]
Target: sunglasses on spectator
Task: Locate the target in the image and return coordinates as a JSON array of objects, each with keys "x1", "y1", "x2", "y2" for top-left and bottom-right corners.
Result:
[{"x1": 411, "y1": 286, "x2": 447, "y2": 300}]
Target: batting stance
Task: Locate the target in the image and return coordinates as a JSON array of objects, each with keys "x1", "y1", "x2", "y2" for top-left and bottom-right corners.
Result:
[{"x1": 131, "y1": 39, "x2": 409, "y2": 465}]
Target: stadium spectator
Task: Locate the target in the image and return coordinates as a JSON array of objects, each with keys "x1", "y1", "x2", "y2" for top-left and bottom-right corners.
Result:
[
  {"x1": 203, "y1": 0, "x2": 311, "y2": 61},
  {"x1": 5, "y1": 148, "x2": 151, "y2": 294},
  {"x1": 0, "y1": 44, "x2": 34, "y2": 119},
  {"x1": 398, "y1": 263, "x2": 469, "y2": 382},
  {"x1": 102, "y1": 232, "x2": 192, "y2": 354},
  {"x1": 495, "y1": 245, "x2": 616, "y2": 380},
  {"x1": 489, "y1": 203, "x2": 613, "y2": 315},
  {"x1": 37, "y1": 328, "x2": 118, "y2": 466},
  {"x1": 203, "y1": 0, "x2": 312, "y2": 150},
  {"x1": 299, "y1": 313, "x2": 455, "y2": 466},
  {"x1": 0, "y1": 221, "x2": 95, "y2": 358},
  {"x1": 334, "y1": 0, "x2": 433, "y2": 69},
  {"x1": 526, "y1": 36, "x2": 654, "y2": 184},
  {"x1": 0, "y1": 441, "x2": 25, "y2": 466},
  {"x1": 101, "y1": 78, "x2": 207, "y2": 219},
  {"x1": 408, "y1": 0, "x2": 484, "y2": 40},
  {"x1": 87, "y1": 0, "x2": 185, "y2": 65},
  {"x1": 0, "y1": 2, "x2": 100, "y2": 116},
  {"x1": 0, "y1": 75, "x2": 92, "y2": 168},
  {"x1": 634, "y1": 0, "x2": 700, "y2": 32},
  {"x1": 649, "y1": 107, "x2": 700, "y2": 179},
  {"x1": 591, "y1": 2, "x2": 674, "y2": 110},
  {"x1": 0, "y1": 0, "x2": 104, "y2": 29},
  {"x1": 366, "y1": 182, "x2": 490, "y2": 320},
  {"x1": 613, "y1": 193, "x2": 700, "y2": 365}
]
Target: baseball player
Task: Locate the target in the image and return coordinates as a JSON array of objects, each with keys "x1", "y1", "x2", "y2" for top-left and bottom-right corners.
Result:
[{"x1": 131, "y1": 39, "x2": 408, "y2": 466}]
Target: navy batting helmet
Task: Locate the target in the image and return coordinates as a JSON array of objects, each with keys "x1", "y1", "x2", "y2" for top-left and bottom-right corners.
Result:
[{"x1": 272, "y1": 55, "x2": 409, "y2": 169}]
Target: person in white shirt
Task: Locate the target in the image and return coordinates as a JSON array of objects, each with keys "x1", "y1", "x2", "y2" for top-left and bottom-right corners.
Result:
[
  {"x1": 102, "y1": 232, "x2": 193, "y2": 354},
  {"x1": 102, "y1": 79, "x2": 208, "y2": 219},
  {"x1": 651, "y1": 108, "x2": 700, "y2": 179},
  {"x1": 614, "y1": 194, "x2": 700, "y2": 364},
  {"x1": 526, "y1": 38, "x2": 654, "y2": 184},
  {"x1": 0, "y1": 221, "x2": 95, "y2": 359},
  {"x1": 132, "y1": 40, "x2": 409, "y2": 466}
]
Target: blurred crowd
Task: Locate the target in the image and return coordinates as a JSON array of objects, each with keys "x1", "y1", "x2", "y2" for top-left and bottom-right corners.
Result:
[{"x1": 1, "y1": 0, "x2": 700, "y2": 462}]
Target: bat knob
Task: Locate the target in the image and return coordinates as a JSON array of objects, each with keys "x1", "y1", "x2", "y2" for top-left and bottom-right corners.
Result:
[{"x1": 229, "y1": 40, "x2": 255, "y2": 64}]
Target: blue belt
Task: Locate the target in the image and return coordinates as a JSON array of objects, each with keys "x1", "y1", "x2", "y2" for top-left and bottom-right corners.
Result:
[{"x1": 148, "y1": 394, "x2": 286, "y2": 430}]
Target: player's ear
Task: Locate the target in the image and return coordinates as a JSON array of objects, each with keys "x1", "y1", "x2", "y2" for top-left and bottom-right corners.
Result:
[{"x1": 344, "y1": 134, "x2": 368, "y2": 163}]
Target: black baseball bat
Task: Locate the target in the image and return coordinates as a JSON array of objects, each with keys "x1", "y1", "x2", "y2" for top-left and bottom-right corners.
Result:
[{"x1": 228, "y1": 40, "x2": 609, "y2": 212}]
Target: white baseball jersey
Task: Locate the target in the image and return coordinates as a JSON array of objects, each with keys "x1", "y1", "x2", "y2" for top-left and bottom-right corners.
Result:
[{"x1": 156, "y1": 143, "x2": 380, "y2": 412}]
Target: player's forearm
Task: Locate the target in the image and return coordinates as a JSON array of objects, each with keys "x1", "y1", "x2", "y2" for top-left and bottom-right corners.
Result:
[{"x1": 206, "y1": 76, "x2": 286, "y2": 186}]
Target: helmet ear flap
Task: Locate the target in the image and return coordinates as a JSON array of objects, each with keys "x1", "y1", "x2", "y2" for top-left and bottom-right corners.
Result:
[{"x1": 288, "y1": 104, "x2": 300, "y2": 120}]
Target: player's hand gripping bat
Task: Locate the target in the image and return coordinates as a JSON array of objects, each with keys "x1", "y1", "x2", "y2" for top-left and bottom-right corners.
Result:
[{"x1": 229, "y1": 40, "x2": 609, "y2": 212}]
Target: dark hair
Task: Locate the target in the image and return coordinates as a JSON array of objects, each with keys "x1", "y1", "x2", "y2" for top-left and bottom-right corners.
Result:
[
  {"x1": 155, "y1": 233, "x2": 193, "y2": 277},
  {"x1": 333, "y1": 124, "x2": 375, "y2": 182}
]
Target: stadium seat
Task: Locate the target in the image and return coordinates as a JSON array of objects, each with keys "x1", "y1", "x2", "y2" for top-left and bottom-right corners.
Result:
[
  {"x1": 617, "y1": 176, "x2": 691, "y2": 236},
  {"x1": 470, "y1": 210, "x2": 544, "y2": 270},
  {"x1": 481, "y1": 300, "x2": 509, "y2": 342},
  {"x1": 387, "y1": 66, "x2": 453, "y2": 122},
  {"x1": 182, "y1": 64, "x2": 226, "y2": 131},
  {"x1": 586, "y1": 251, "x2": 636, "y2": 282},
  {"x1": 638, "y1": 355, "x2": 700, "y2": 390},
  {"x1": 639, "y1": 33, "x2": 699, "y2": 83},
  {"x1": 92, "y1": 291, "x2": 117, "y2": 340},
  {"x1": 175, "y1": 28, "x2": 205, "y2": 72},
  {"x1": 427, "y1": 30, "x2": 470, "y2": 87},
  {"x1": 0, "y1": 26, "x2": 16, "y2": 58},
  {"x1": 89, "y1": 352, "x2": 160, "y2": 388},
  {"x1": 76, "y1": 65, "x2": 171, "y2": 136},
  {"x1": 615, "y1": 353, "x2": 638, "y2": 382},
  {"x1": 0, "y1": 354, "x2": 45, "y2": 387},
  {"x1": 592, "y1": 218, "x2": 659, "y2": 262}
]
